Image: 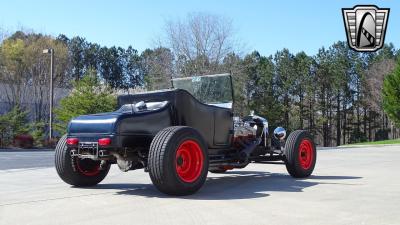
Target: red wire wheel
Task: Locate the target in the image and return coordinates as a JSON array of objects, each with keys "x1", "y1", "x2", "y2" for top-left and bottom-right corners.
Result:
[
  {"x1": 298, "y1": 139, "x2": 314, "y2": 170},
  {"x1": 75, "y1": 158, "x2": 101, "y2": 177},
  {"x1": 175, "y1": 140, "x2": 204, "y2": 183}
]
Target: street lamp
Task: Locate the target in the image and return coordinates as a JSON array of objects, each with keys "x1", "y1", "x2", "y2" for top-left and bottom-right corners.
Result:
[{"x1": 43, "y1": 48, "x2": 54, "y2": 141}]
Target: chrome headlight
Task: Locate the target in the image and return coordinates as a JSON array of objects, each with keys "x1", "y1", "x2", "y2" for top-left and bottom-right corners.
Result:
[{"x1": 273, "y1": 127, "x2": 286, "y2": 140}]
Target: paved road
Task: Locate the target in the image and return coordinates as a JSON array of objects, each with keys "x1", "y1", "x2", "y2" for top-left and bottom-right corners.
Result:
[
  {"x1": 0, "y1": 151, "x2": 54, "y2": 170},
  {"x1": 0, "y1": 146, "x2": 399, "y2": 225}
]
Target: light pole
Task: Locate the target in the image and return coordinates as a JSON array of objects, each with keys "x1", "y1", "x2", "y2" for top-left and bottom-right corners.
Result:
[{"x1": 43, "y1": 48, "x2": 54, "y2": 141}]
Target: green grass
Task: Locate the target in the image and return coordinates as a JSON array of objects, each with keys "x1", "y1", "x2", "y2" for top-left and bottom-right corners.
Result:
[{"x1": 346, "y1": 139, "x2": 400, "y2": 146}]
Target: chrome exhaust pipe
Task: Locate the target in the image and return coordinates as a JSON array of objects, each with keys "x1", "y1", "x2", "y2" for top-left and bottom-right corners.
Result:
[{"x1": 98, "y1": 150, "x2": 110, "y2": 157}]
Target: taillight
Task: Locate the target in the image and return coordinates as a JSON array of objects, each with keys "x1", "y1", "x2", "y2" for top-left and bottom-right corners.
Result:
[
  {"x1": 98, "y1": 138, "x2": 111, "y2": 146},
  {"x1": 66, "y1": 138, "x2": 79, "y2": 145}
]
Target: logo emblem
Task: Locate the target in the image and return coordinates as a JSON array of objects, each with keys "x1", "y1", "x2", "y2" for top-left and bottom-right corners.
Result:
[{"x1": 342, "y1": 5, "x2": 390, "y2": 52}]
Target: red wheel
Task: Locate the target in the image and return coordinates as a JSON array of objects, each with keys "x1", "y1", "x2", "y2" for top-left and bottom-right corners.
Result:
[
  {"x1": 148, "y1": 126, "x2": 209, "y2": 195},
  {"x1": 284, "y1": 130, "x2": 316, "y2": 178},
  {"x1": 75, "y1": 158, "x2": 101, "y2": 177},
  {"x1": 298, "y1": 139, "x2": 314, "y2": 170},
  {"x1": 55, "y1": 135, "x2": 110, "y2": 187},
  {"x1": 175, "y1": 140, "x2": 204, "y2": 182}
]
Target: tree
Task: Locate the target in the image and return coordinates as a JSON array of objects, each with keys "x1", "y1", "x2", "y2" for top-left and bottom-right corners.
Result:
[
  {"x1": 141, "y1": 47, "x2": 173, "y2": 90},
  {"x1": 329, "y1": 42, "x2": 351, "y2": 146},
  {"x1": 163, "y1": 12, "x2": 236, "y2": 77},
  {"x1": 293, "y1": 51, "x2": 313, "y2": 130},
  {"x1": 54, "y1": 69, "x2": 117, "y2": 133},
  {"x1": 23, "y1": 33, "x2": 71, "y2": 122},
  {"x1": 68, "y1": 36, "x2": 87, "y2": 80},
  {"x1": 314, "y1": 47, "x2": 334, "y2": 146},
  {"x1": 0, "y1": 32, "x2": 71, "y2": 123},
  {"x1": 98, "y1": 46, "x2": 124, "y2": 89},
  {"x1": 274, "y1": 49, "x2": 295, "y2": 130},
  {"x1": 221, "y1": 52, "x2": 247, "y2": 116},
  {"x1": 0, "y1": 37, "x2": 27, "y2": 108},
  {"x1": 123, "y1": 46, "x2": 144, "y2": 89},
  {"x1": 382, "y1": 59, "x2": 400, "y2": 127},
  {"x1": 246, "y1": 52, "x2": 282, "y2": 127}
]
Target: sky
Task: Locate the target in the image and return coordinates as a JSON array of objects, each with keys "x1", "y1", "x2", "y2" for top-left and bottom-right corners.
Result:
[{"x1": 0, "y1": 0, "x2": 398, "y2": 56}]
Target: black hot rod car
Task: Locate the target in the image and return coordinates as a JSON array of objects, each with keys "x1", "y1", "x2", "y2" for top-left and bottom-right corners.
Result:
[{"x1": 55, "y1": 73, "x2": 316, "y2": 195}]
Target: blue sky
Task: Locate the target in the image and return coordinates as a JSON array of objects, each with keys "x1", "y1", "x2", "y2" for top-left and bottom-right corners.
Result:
[{"x1": 0, "y1": 0, "x2": 398, "y2": 56}]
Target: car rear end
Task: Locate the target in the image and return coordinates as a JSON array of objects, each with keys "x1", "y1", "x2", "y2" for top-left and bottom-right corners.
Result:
[{"x1": 66, "y1": 113, "x2": 118, "y2": 160}]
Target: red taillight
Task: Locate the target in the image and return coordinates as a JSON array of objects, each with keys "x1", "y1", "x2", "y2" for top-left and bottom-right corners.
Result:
[
  {"x1": 66, "y1": 138, "x2": 79, "y2": 145},
  {"x1": 98, "y1": 138, "x2": 111, "y2": 146}
]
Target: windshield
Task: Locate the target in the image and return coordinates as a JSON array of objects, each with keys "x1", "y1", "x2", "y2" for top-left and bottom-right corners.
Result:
[{"x1": 172, "y1": 74, "x2": 233, "y2": 107}]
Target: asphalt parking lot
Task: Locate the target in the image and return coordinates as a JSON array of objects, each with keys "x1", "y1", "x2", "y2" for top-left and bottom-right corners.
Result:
[{"x1": 0, "y1": 146, "x2": 399, "y2": 225}]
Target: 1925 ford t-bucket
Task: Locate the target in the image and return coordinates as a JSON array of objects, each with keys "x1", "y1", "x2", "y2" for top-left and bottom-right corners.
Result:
[{"x1": 55, "y1": 74, "x2": 316, "y2": 195}]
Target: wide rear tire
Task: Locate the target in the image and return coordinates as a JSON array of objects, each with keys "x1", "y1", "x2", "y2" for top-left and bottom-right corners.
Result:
[
  {"x1": 148, "y1": 126, "x2": 209, "y2": 195},
  {"x1": 284, "y1": 130, "x2": 316, "y2": 178},
  {"x1": 55, "y1": 135, "x2": 110, "y2": 186}
]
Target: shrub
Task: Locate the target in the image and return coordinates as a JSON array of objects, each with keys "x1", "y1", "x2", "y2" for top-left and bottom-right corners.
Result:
[
  {"x1": 349, "y1": 129, "x2": 368, "y2": 144},
  {"x1": 13, "y1": 134, "x2": 34, "y2": 148},
  {"x1": 30, "y1": 121, "x2": 46, "y2": 147},
  {"x1": 54, "y1": 69, "x2": 117, "y2": 134},
  {"x1": 375, "y1": 129, "x2": 389, "y2": 141},
  {"x1": 0, "y1": 105, "x2": 30, "y2": 147}
]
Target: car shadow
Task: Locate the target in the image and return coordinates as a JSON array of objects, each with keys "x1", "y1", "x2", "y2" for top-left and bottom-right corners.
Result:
[{"x1": 88, "y1": 171, "x2": 362, "y2": 200}]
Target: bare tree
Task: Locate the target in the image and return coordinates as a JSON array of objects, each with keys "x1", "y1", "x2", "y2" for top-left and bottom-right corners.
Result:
[
  {"x1": 0, "y1": 32, "x2": 71, "y2": 122},
  {"x1": 365, "y1": 58, "x2": 396, "y2": 111},
  {"x1": 364, "y1": 58, "x2": 397, "y2": 139},
  {"x1": 0, "y1": 27, "x2": 7, "y2": 43},
  {"x1": 163, "y1": 12, "x2": 236, "y2": 77}
]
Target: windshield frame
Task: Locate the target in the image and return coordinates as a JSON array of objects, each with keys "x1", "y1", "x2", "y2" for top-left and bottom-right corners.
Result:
[{"x1": 171, "y1": 73, "x2": 234, "y2": 109}]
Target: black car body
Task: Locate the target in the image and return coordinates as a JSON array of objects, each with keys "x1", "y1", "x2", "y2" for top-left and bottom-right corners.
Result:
[
  {"x1": 68, "y1": 89, "x2": 232, "y2": 152},
  {"x1": 55, "y1": 74, "x2": 317, "y2": 195}
]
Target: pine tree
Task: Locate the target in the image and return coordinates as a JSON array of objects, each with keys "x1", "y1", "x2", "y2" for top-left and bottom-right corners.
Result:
[{"x1": 382, "y1": 59, "x2": 400, "y2": 127}]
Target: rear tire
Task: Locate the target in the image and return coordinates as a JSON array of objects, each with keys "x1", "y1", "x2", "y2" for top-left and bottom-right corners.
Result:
[
  {"x1": 284, "y1": 130, "x2": 316, "y2": 178},
  {"x1": 55, "y1": 135, "x2": 110, "y2": 186},
  {"x1": 148, "y1": 126, "x2": 209, "y2": 195}
]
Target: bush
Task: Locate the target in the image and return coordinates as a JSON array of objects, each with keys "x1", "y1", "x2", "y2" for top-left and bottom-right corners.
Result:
[
  {"x1": 0, "y1": 105, "x2": 30, "y2": 147},
  {"x1": 375, "y1": 129, "x2": 389, "y2": 141},
  {"x1": 30, "y1": 121, "x2": 46, "y2": 147},
  {"x1": 349, "y1": 129, "x2": 368, "y2": 144},
  {"x1": 13, "y1": 134, "x2": 34, "y2": 148},
  {"x1": 54, "y1": 69, "x2": 117, "y2": 134}
]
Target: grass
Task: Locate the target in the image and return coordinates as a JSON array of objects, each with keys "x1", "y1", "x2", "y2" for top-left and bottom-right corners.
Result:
[{"x1": 346, "y1": 139, "x2": 400, "y2": 146}]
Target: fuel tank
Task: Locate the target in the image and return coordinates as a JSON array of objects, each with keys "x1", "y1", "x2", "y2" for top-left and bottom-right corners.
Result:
[{"x1": 68, "y1": 113, "x2": 119, "y2": 135}]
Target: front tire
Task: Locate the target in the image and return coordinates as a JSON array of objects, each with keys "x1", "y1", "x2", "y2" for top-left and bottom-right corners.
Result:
[
  {"x1": 55, "y1": 135, "x2": 110, "y2": 186},
  {"x1": 148, "y1": 126, "x2": 209, "y2": 195},
  {"x1": 284, "y1": 130, "x2": 316, "y2": 178}
]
